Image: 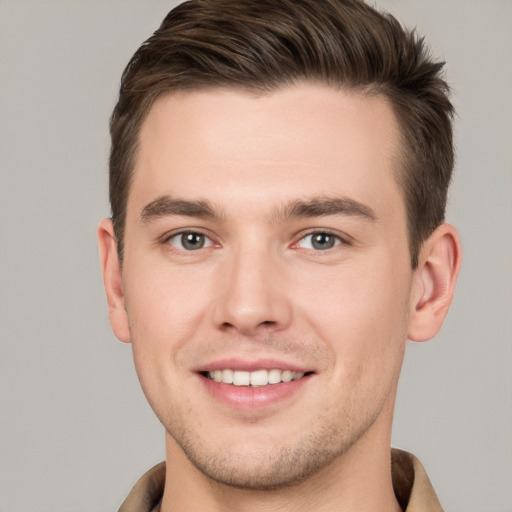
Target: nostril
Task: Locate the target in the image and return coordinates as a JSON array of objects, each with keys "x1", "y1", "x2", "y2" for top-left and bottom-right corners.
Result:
[{"x1": 219, "y1": 320, "x2": 276, "y2": 332}]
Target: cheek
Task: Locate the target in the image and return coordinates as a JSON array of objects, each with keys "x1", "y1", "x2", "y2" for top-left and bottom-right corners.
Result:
[
  {"x1": 121, "y1": 260, "x2": 210, "y2": 399},
  {"x1": 296, "y1": 258, "x2": 411, "y2": 374},
  {"x1": 124, "y1": 258, "x2": 213, "y2": 346},
  {"x1": 123, "y1": 261, "x2": 206, "y2": 422},
  {"x1": 300, "y1": 267, "x2": 409, "y2": 421}
]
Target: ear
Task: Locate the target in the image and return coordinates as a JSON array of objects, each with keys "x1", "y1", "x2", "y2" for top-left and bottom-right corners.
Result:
[
  {"x1": 97, "y1": 219, "x2": 131, "y2": 343},
  {"x1": 408, "y1": 223, "x2": 462, "y2": 342}
]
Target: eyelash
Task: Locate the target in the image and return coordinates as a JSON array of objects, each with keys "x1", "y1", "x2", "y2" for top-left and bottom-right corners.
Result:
[
  {"x1": 294, "y1": 230, "x2": 347, "y2": 252},
  {"x1": 163, "y1": 228, "x2": 348, "y2": 254},
  {"x1": 165, "y1": 230, "x2": 216, "y2": 251}
]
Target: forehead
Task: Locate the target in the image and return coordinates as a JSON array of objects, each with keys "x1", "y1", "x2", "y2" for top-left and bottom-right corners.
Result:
[{"x1": 130, "y1": 84, "x2": 404, "y2": 222}]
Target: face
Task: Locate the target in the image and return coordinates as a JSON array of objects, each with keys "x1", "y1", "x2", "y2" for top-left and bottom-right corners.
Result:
[{"x1": 114, "y1": 84, "x2": 417, "y2": 488}]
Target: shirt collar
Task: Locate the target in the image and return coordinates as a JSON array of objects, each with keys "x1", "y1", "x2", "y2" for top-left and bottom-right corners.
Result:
[{"x1": 119, "y1": 449, "x2": 443, "y2": 512}]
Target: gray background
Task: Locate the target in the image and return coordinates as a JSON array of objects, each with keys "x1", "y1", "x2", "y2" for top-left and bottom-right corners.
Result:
[{"x1": 0, "y1": 1, "x2": 511, "y2": 510}]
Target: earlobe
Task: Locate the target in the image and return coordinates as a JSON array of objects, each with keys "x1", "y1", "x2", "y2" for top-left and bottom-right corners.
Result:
[
  {"x1": 97, "y1": 219, "x2": 131, "y2": 343},
  {"x1": 408, "y1": 223, "x2": 462, "y2": 342}
]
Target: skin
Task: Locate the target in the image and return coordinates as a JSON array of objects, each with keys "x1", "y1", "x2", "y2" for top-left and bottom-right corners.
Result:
[{"x1": 99, "y1": 84, "x2": 461, "y2": 511}]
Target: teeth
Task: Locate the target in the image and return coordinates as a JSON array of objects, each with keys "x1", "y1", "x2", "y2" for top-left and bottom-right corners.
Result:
[
  {"x1": 233, "y1": 370, "x2": 250, "y2": 386},
  {"x1": 222, "y1": 369, "x2": 233, "y2": 384},
  {"x1": 207, "y1": 369, "x2": 305, "y2": 387},
  {"x1": 281, "y1": 370, "x2": 292, "y2": 383},
  {"x1": 268, "y1": 369, "x2": 282, "y2": 384},
  {"x1": 250, "y1": 370, "x2": 268, "y2": 386}
]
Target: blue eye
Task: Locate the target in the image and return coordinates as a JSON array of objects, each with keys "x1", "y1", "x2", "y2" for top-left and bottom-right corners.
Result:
[
  {"x1": 298, "y1": 232, "x2": 342, "y2": 251},
  {"x1": 168, "y1": 232, "x2": 213, "y2": 251}
]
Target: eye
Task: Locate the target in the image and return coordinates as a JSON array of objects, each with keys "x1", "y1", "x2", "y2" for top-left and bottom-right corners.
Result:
[
  {"x1": 297, "y1": 232, "x2": 343, "y2": 251},
  {"x1": 167, "y1": 231, "x2": 214, "y2": 251}
]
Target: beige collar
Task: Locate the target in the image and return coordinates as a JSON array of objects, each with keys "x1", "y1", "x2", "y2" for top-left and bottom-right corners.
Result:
[{"x1": 119, "y1": 449, "x2": 443, "y2": 512}]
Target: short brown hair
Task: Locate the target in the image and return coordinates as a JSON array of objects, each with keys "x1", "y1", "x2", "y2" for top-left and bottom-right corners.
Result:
[{"x1": 110, "y1": 0, "x2": 454, "y2": 267}]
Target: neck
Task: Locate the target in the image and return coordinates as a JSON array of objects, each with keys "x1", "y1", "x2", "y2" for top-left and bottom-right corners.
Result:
[{"x1": 160, "y1": 401, "x2": 401, "y2": 512}]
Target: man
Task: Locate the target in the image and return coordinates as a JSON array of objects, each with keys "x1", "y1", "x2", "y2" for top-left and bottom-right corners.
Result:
[{"x1": 98, "y1": 0, "x2": 461, "y2": 510}]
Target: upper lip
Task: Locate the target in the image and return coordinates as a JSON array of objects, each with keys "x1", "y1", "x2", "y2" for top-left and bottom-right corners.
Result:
[{"x1": 194, "y1": 358, "x2": 312, "y2": 373}]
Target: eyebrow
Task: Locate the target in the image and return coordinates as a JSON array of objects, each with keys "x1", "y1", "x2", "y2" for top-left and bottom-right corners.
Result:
[
  {"x1": 277, "y1": 196, "x2": 377, "y2": 222},
  {"x1": 140, "y1": 195, "x2": 219, "y2": 223},
  {"x1": 140, "y1": 194, "x2": 376, "y2": 224}
]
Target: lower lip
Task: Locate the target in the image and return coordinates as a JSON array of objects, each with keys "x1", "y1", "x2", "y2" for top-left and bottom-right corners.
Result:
[{"x1": 199, "y1": 374, "x2": 311, "y2": 409}]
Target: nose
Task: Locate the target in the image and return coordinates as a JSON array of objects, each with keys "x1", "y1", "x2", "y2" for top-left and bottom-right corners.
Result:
[{"x1": 212, "y1": 246, "x2": 293, "y2": 336}]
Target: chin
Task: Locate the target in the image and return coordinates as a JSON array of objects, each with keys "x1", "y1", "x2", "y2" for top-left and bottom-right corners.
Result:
[
  {"x1": 170, "y1": 415, "x2": 370, "y2": 491},
  {"x1": 186, "y1": 448, "x2": 331, "y2": 490}
]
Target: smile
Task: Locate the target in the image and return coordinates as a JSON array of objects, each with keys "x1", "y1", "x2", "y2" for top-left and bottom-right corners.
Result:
[{"x1": 206, "y1": 369, "x2": 306, "y2": 387}]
